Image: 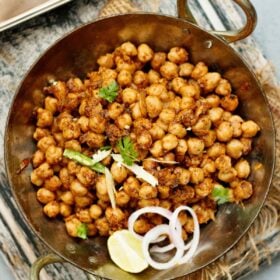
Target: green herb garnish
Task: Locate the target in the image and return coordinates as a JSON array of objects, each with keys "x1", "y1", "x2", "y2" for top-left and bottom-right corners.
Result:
[
  {"x1": 63, "y1": 149, "x2": 105, "y2": 173},
  {"x1": 100, "y1": 145, "x2": 112, "y2": 151},
  {"x1": 117, "y1": 136, "x2": 138, "y2": 166},
  {"x1": 77, "y1": 223, "x2": 87, "y2": 240},
  {"x1": 98, "y1": 81, "x2": 119, "y2": 102},
  {"x1": 212, "y1": 184, "x2": 233, "y2": 205}
]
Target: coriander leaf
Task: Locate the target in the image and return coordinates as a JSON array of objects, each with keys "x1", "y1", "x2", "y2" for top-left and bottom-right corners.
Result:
[
  {"x1": 98, "y1": 81, "x2": 119, "y2": 102},
  {"x1": 100, "y1": 145, "x2": 112, "y2": 151},
  {"x1": 63, "y1": 149, "x2": 105, "y2": 173},
  {"x1": 116, "y1": 136, "x2": 138, "y2": 166},
  {"x1": 212, "y1": 184, "x2": 232, "y2": 205},
  {"x1": 77, "y1": 223, "x2": 87, "y2": 240}
]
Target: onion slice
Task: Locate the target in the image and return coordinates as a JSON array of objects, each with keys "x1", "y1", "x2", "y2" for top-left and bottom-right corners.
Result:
[
  {"x1": 92, "y1": 148, "x2": 112, "y2": 164},
  {"x1": 146, "y1": 158, "x2": 179, "y2": 165},
  {"x1": 104, "y1": 168, "x2": 116, "y2": 209}
]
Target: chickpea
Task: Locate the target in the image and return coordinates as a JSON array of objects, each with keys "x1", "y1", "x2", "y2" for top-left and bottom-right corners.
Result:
[
  {"x1": 88, "y1": 115, "x2": 106, "y2": 134},
  {"x1": 60, "y1": 202, "x2": 72, "y2": 217},
  {"x1": 37, "y1": 188, "x2": 56, "y2": 204},
  {"x1": 195, "y1": 178, "x2": 213, "y2": 197},
  {"x1": 220, "y1": 94, "x2": 239, "y2": 111},
  {"x1": 146, "y1": 83, "x2": 167, "y2": 98},
  {"x1": 131, "y1": 102, "x2": 143, "y2": 120},
  {"x1": 44, "y1": 97, "x2": 58, "y2": 114},
  {"x1": 134, "y1": 218, "x2": 152, "y2": 234},
  {"x1": 76, "y1": 166, "x2": 96, "y2": 187},
  {"x1": 132, "y1": 70, "x2": 148, "y2": 87},
  {"x1": 167, "y1": 47, "x2": 188, "y2": 64},
  {"x1": 193, "y1": 204, "x2": 215, "y2": 224},
  {"x1": 168, "y1": 123, "x2": 187, "y2": 138},
  {"x1": 149, "y1": 124, "x2": 165, "y2": 140},
  {"x1": 108, "y1": 102, "x2": 124, "y2": 120},
  {"x1": 67, "y1": 160, "x2": 80, "y2": 175},
  {"x1": 208, "y1": 107, "x2": 224, "y2": 124},
  {"x1": 147, "y1": 69, "x2": 161, "y2": 84},
  {"x1": 37, "y1": 108, "x2": 53, "y2": 128},
  {"x1": 97, "y1": 53, "x2": 114, "y2": 68},
  {"x1": 32, "y1": 150, "x2": 45, "y2": 168},
  {"x1": 179, "y1": 97, "x2": 195, "y2": 111},
  {"x1": 240, "y1": 138, "x2": 252, "y2": 155},
  {"x1": 115, "y1": 56, "x2": 136, "y2": 73},
  {"x1": 235, "y1": 159, "x2": 251, "y2": 179},
  {"x1": 80, "y1": 132, "x2": 105, "y2": 148},
  {"x1": 218, "y1": 167, "x2": 237, "y2": 182},
  {"x1": 65, "y1": 216, "x2": 83, "y2": 238},
  {"x1": 162, "y1": 134, "x2": 178, "y2": 151},
  {"x1": 159, "y1": 108, "x2": 176, "y2": 124},
  {"x1": 95, "y1": 217, "x2": 110, "y2": 236},
  {"x1": 105, "y1": 207, "x2": 125, "y2": 227},
  {"x1": 175, "y1": 139, "x2": 188, "y2": 160},
  {"x1": 110, "y1": 162, "x2": 128, "y2": 184},
  {"x1": 171, "y1": 77, "x2": 186, "y2": 93},
  {"x1": 226, "y1": 139, "x2": 244, "y2": 159},
  {"x1": 168, "y1": 96, "x2": 182, "y2": 113},
  {"x1": 122, "y1": 88, "x2": 138, "y2": 104},
  {"x1": 215, "y1": 79, "x2": 232, "y2": 96},
  {"x1": 42, "y1": 201, "x2": 59, "y2": 218},
  {"x1": 145, "y1": 96, "x2": 163, "y2": 118},
  {"x1": 62, "y1": 122, "x2": 80, "y2": 140},
  {"x1": 37, "y1": 136, "x2": 56, "y2": 152},
  {"x1": 33, "y1": 128, "x2": 50, "y2": 141},
  {"x1": 160, "y1": 61, "x2": 178, "y2": 80},
  {"x1": 233, "y1": 180, "x2": 253, "y2": 201},
  {"x1": 206, "y1": 94, "x2": 220, "y2": 108},
  {"x1": 35, "y1": 162, "x2": 53, "y2": 179},
  {"x1": 120, "y1": 41, "x2": 137, "y2": 56},
  {"x1": 187, "y1": 138, "x2": 205, "y2": 155},
  {"x1": 198, "y1": 72, "x2": 221, "y2": 93},
  {"x1": 151, "y1": 52, "x2": 166, "y2": 70},
  {"x1": 216, "y1": 121, "x2": 233, "y2": 142},
  {"x1": 95, "y1": 175, "x2": 107, "y2": 196},
  {"x1": 44, "y1": 176, "x2": 62, "y2": 192},
  {"x1": 115, "y1": 191, "x2": 130, "y2": 207},
  {"x1": 60, "y1": 191, "x2": 74, "y2": 205},
  {"x1": 117, "y1": 70, "x2": 132, "y2": 86},
  {"x1": 137, "y1": 131, "x2": 153, "y2": 149},
  {"x1": 179, "y1": 84, "x2": 200, "y2": 99},
  {"x1": 192, "y1": 116, "x2": 212, "y2": 136},
  {"x1": 201, "y1": 158, "x2": 216, "y2": 176},
  {"x1": 241, "y1": 120, "x2": 260, "y2": 138},
  {"x1": 207, "y1": 143, "x2": 226, "y2": 159},
  {"x1": 159, "y1": 200, "x2": 172, "y2": 210},
  {"x1": 64, "y1": 139, "x2": 81, "y2": 152},
  {"x1": 201, "y1": 130, "x2": 216, "y2": 147},
  {"x1": 70, "y1": 180, "x2": 88, "y2": 196},
  {"x1": 137, "y1": 43, "x2": 154, "y2": 63},
  {"x1": 158, "y1": 185, "x2": 170, "y2": 199},
  {"x1": 215, "y1": 155, "x2": 232, "y2": 170},
  {"x1": 179, "y1": 63, "x2": 194, "y2": 77},
  {"x1": 174, "y1": 167, "x2": 190, "y2": 185},
  {"x1": 191, "y1": 62, "x2": 208, "y2": 80},
  {"x1": 75, "y1": 195, "x2": 94, "y2": 208},
  {"x1": 139, "y1": 183, "x2": 158, "y2": 199},
  {"x1": 190, "y1": 167, "x2": 204, "y2": 184},
  {"x1": 116, "y1": 113, "x2": 132, "y2": 130},
  {"x1": 45, "y1": 145, "x2": 62, "y2": 165},
  {"x1": 123, "y1": 176, "x2": 141, "y2": 198},
  {"x1": 138, "y1": 198, "x2": 160, "y2": 208},
  {"x1": 89, "y1": 204, "x2": 103, "y2": 220},
  {"x1": 76, "y1": 209, "x2": 92, "y2": 223},
  {"x1": 30, "y1": 170, "x2": 43, "y2": 186}
]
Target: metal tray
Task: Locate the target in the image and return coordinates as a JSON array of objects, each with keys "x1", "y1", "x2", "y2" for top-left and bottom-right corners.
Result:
[{"x1": 0, "y1": 0, "x2": 72, "y2": 32}]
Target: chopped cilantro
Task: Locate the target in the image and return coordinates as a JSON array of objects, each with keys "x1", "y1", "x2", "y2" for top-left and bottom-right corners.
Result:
[
  {"x1": 98, "y1": 81, "x2": 119, "y2": 102},
  {"x1": 117, "y1": 136, "x2": 138, "y2": 166},
  {"x1": 77, "y1": 223, "x2": 87, "y2": 240},
  {"x1": 212, "y1": 184, "x2": 232, "y2": 205}
]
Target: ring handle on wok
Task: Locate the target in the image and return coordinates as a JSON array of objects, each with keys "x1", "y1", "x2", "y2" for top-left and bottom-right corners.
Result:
[
  {"x1": 30, "y1": 253, "x2": 64, "y2": 280},
  {"x1": 177, "y1": 0, "x2": 257, "y2": 43}
]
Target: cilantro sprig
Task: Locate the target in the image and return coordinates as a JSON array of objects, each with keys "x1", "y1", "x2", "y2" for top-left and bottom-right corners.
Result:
[
  {"x1": 117, "y1": 136, "x2": 138, "y2": 166},
  {"x1": 77, "y1": 223, "x2": 87, "y2": 240},
  {"x1": 212, "y1": 184, "x2": 233, "y2": 205},
  {"x1": 98, "y1": 81, "x2": 119, "y2": 102}
]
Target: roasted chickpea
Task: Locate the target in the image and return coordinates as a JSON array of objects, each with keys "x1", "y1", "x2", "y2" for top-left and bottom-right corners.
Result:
[
  {"x1": 226, "y1": 139, "x2": 244, "y2": 159},
  {"x1": 139, "y1": 183, "x2": 158, "y2": 199},
  {"x1": 75, "y1": 195, "x2": 93, "y2": 208},
  {"x1": 187, "y1": 138, "x2": 205, "y2": 155},
  {"x1": 218, "y1": 167, "x2": 237, "y2": 182},
  {"x1": 168, "y1": 123, "x2": 187, "y2": 138},
  {"x1": 146, "y1": 95, "x2": 163, "y2": 118},
  {"x1": 215, "y1": 155, "x2": 232, "y2": 170},
  {"x1": 32, "y1": 150, "x2": 45, "y2": 168},
  {"x1": 198, "y1": 72, "x2": 221, "y2": 93},
  {"x1": 137, "y1": 43, "x2": 154, "y2": 62},
  {"x1": 192, "y1": 116, "x2": 212, "y2": 136},
  {"x1": 60, "y1": 191, "x2": 74, "y2": 205},
  {"x1": 215, "y1": 79, "x2": 232, "y2": 96},
  {"x1": 97, "y1": 53, "x2": 114, "y2": 68},
  {"x1": 35, "y1": 162, "x2": 53, "y2": 179},
  {"x1": 42, "y1": 201, "x2": 59, "y2": 218},
  {"x1": 88, "y1": 115, "x2": 106, "y2": 134},
  {"x1": 195, "y1": 178, "x2": 213, "y2": 197},
  {"x1": 37, "y1": 136, "x2": 56, "y2": 152},
  {"x1": 158, "y1": 185, "x2": 170, "y2": 199},
  {"x1": 207, "y1": 143, "x2": 226, "y2": 159},
  {"x1": 149, "y1": 124, "x2": 165, "y2": 140},
  {"x1": 147, "y1": 69, "x2": 161, "y2": 84},
  {"x1": 155, "y1": 119, "x2": 169, "y2": 131},
  {"x1": 150, "y1": 140, "x2": 164, "y2": 157},
  {"x1": 76, "y1": 209, "x2": 92, "y2": 223},
  {"x1": 146, "y1": 83, "x2": 167, "y2": 98},
  {"x1": 115, "y1": 191, "x2": 130, "y2": 207},
  {"x1": 30, "y1": 170, "x2": 43, "y2": 186},
  {"x1": 108, "y1": 102, "x2": 124, "y2": 120},
  {"x1": 206, "y1": 94, "x2": 220, "y2": 108},
  {"x1": 233, "y1": 180, "x2": 253, "y2": 201},
  {"x1": 115, "y1": 113, "x2": 132, "y2": 130},
  {"x1": 60, "y1": 202, "x2": 72, "y2": 217},
  {"x1": 133, "y1": 71, "x2": 149, "y2": 87},
  {"x1": 95, "y1": 175, "x2": 107, "y2": 196},
  {"x1": 216, "y1": 121, "x2": 233, "y2": 142},
  {"x1": 159, "y1": 108, "x2": 176, "y2": 124},
  {"x1": 62, "y1": 122, "x2": 81, "y2": 140},
  {"x1": 241, "y1": 120, "x2": 260, "y2": 138},
  {"x1": 138, "y1": 198, "x2": 160, "y2": 208},
  {"x1": 110, "y1": 162, "x2": 128, "y2": 184},
  {"x1": 37, "y1": 188, "x2": 56, "y2": 204},
  {"x1": 37, "y1": 108, "x2": 53, "y2": 128},
  {"x1": 123, "y1": 176, "x2": 141, "y2": 198},
  {"x1": 120, "y1": 41, "x2": 137, "y2": 56},
  {"x1": 33, "y1": 128, "x2": 50, "y2": 141},
  {"x1": 201, "y1": 130, "x2": 216, "y2": 147},
  {"x1": 201, "y1": 158, "x2": 216, "y2": 176},
  {"x1": 44, "y1": 176, "x2": 62, "y2": 191},
  {"x1": 117, "y1": 70, "x2": 132, "y2": 86},
  {"x1": 179, "y1": 63, "x2": 194, "y2": 77},
  {"x1": 171, "y1": 77, "x2": 186, "y2": 93},
  {"x1": 162, "y1": 134, "x2": 178, "y2": 151},
  {"x1": 160, "y1": 61, "x2": 178, "y2": 80},
  {"x1": 89, "y1": 204, "x2": 102, "y2": 220},
  {"x1": 175, "y1": 139, "x2": 188, "y2": 160},
  {"x1": 137, "y1": 131, "x2": 153, "y2": 149},
  {"x1": 151, "y1": 52, "x2": 166, "y2": 70},
  {"x1": 167, "y1": 47, "x2": 188, "y2": 64},
  {"x1": 122, "y1": 88, "x2": 138, "y2": 104},
  {"x1": 44, "y1": 97, "x2": 58, "y2": 114},
  {"x1": 70, "y1": 179, "x2": 88, "y2": 197},
  {"x1": 76, "y1": 166, "x2": 96, "y2": 187},
  {"x1": 95, "y1": 217, "x2": 110, "y2": 236},
  {"x1": 174, "y1": 167, "x2": 190, "y2": 185},
  {"x1": 134, "y1": 218, "x2": 152, "y2": 234},
  {"x1": 115, "y1": 56, "x2": 136, "y2": 73},
  {"x1": 131, "y1": 102, "x2": 143, "y2": 120},
  {"x1": 235, "y1": 159, "x2": 251, "y2": 178},
  {"x1": 65, "y1": 216, "x2": 83, "y2": 238},
  {"x1": 208, "y1": 107, "x2": 224, "y2": 124},
  {"x1": 45, "y1": 145, "x2": 62, "y2": 165},
  {"x1": 64, "y1": 139, "x2": 81, "y2": 152},
  {"x1": 240, "y1": 138, "x2": 252, "y2": 155},
  {"x1": 191, "y1": 62, "x2": 208, "y2": 80},
  {"x1": 220, "y1": 94, "x2": 239, "y2": 111},
  {"x1": 190, "y1": 167, "x2": 204, "y2": 184}
]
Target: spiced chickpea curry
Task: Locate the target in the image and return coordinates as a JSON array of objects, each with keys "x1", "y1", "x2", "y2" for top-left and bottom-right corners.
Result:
[{"x1": 30, "y1": 42, "x2": 260, "y2": 272}]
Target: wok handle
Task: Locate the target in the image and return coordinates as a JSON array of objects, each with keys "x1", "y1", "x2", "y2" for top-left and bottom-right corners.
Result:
[
  {"x1": 177, "y1": 0, "x2": 257, "y2": 43},
  {"x1": 30, "y1": 253, "x2": 64, "y2": 280}
]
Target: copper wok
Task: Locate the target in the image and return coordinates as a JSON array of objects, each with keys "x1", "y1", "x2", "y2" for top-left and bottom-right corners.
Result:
[{"x1": 4, "y1": 0, "x2": 275, "y2": 279}]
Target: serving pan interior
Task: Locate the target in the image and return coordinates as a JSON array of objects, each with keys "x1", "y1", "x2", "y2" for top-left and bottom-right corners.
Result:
[{"x1": 4, "y1": 13, "x2": 275, "y2": 280}]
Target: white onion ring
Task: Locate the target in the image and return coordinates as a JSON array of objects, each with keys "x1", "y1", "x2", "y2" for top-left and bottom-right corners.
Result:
[{"x1": 142, "y1": 224, "x2": 184, "y2": 270}]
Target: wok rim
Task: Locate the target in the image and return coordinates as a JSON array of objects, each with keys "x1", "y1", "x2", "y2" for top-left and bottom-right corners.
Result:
[{"x1": 4, "y1": 11, "x2": 276, "y2": 279}]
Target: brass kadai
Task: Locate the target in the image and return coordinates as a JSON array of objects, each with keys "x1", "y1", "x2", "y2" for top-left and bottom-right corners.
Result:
[{"x1": 4, "y1": 0, "x2": 275, "y2": 279}]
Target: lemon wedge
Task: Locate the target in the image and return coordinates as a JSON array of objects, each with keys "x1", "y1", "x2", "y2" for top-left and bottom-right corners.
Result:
[{"x1": 107, "y1": 230, "x2": 148, "y2": 273}]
